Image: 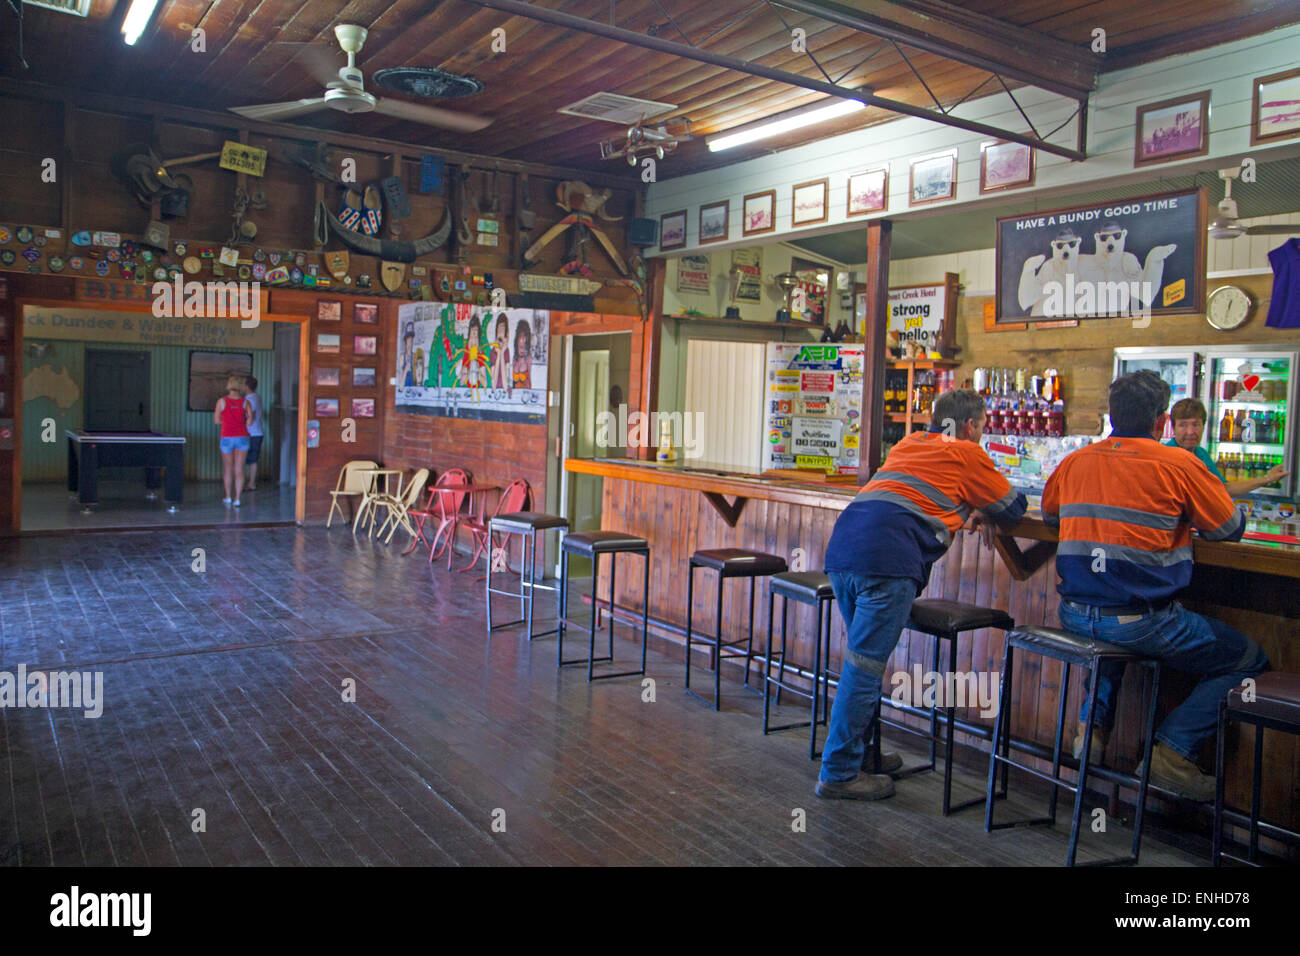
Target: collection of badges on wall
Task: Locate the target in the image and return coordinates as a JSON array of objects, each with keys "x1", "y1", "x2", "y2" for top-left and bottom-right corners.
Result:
[{"x1": 0, "y1": 222, "x2": 459, "y2": 298}]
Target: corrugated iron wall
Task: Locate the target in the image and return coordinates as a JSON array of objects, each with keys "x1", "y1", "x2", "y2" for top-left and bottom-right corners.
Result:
[{"x1": 21, "y1": 341, "x2": 277, "y2": 482}]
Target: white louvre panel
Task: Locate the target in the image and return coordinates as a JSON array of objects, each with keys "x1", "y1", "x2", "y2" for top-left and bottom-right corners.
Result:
[
  {"x1": 22, "y1": 0, "x2": 91, "y2": 15},
  {"x1": 683, "y1": 339, "x2": 765, "y2": 469},
  {"x1": 558, "y1": 92, "x2": 676, "y2": 125}
]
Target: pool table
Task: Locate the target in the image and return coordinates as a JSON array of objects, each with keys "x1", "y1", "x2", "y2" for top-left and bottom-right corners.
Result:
[{"x1": 67, "y1": 430, "x2": 186, "y2": 511}]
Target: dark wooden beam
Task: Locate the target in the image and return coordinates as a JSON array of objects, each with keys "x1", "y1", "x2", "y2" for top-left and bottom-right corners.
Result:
[
  {"x1": 1099, "y1": 7, "x2": 1300, "y2": 72},
  {"x1": 858, "y1": 218, "x2": 891, "y2": 485},
  {"x1": 640, "y1": 257, "x2": 667, "y2": 462},
  {"x1": 703, "y1": 492, "x2": 749, "y2": 527}
]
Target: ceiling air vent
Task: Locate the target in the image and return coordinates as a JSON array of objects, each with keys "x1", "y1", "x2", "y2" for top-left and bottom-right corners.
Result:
[
  {"x1": 372, "y1": 67, "x2": 484, "y2": 99},
  {"x1": 558, "y1": 92, "x2": 676, "y2": 125},
  {"x1": 21, "y1": 0, "x2": 91, "y2": 15}
]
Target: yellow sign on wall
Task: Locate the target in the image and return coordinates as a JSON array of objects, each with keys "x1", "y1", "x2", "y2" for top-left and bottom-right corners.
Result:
[
  {"x1": 23, "y1": 307, "x2": 274, "y2": 349},
  {"x1": 219, "y1": 141, "x2": 267, "y2": 177}
]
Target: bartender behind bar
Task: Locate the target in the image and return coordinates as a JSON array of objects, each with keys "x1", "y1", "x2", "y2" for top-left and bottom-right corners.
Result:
[
  {"x1": 1166, "y1": 396, "x2": 1289, "y2": 495},
  {"x1": 1044, "y1": 371, "x2": 1270, "y2": 801},
  {"x1": 817, "y1": 389, "x2": 1027, "y2": 800}
]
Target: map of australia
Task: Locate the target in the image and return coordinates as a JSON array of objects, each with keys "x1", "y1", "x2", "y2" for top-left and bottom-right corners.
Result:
[{"x1": 24, "y1": 363, "x2": 81, "y2": 410}]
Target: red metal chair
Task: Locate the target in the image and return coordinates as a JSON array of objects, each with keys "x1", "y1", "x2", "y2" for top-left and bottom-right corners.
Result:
[
  {"x1": 415, "y1": 468, "x2": 472, "y2": 569},
  {"x1": 460, "y1": 478, "x2": 531, "y2": 573}
]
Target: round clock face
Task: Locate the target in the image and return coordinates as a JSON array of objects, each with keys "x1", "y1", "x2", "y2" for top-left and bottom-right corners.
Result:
[{"x1": 1206, "y1": 286, "x2": 1253, "y2": 330}]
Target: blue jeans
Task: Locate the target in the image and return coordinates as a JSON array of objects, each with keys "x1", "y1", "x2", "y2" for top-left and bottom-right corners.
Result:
[
  {"x1": 819, "y1": 572, "x2": 917, "y2": 784},
  {"x1": 1058, "y1": 600, "x2": 1269, "y2": 761}
]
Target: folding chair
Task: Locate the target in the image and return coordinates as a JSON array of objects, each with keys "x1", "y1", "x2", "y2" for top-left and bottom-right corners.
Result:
[
  {"x1": 423, "y1": 468, "x2": 471, "y2": 569},
  {"x1": 460, "y1": 478, "x2": 531, "y2": 573},
  {"x1": 373, "y1": 469, "x2": 430, "y2": 544},
  {"x1": 326, "y1": 460, "x2": 377, "y2": 528}
]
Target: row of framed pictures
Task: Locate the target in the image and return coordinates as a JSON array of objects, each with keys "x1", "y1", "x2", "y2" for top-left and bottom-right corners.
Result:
[
  {"x1": 316, "y1": 334, "x2": 377, "y2": 355},
  {"x1": 314, "y1": 397, "x2": 374, "y2": 418},
  {"x1": 317, "y1": 300, "x2": 378, "y2": 323},
  {"x1": 316, "y1": 366, "x2": 378, "y2": 388},
  {"x1": 659, "y1": 142, "x2": 1034, "y2": 250}
]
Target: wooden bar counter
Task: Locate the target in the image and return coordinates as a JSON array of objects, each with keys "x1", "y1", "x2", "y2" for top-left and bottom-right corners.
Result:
[{"x1": 567, "y1": 456, "x2": 1300, "y2": 849}]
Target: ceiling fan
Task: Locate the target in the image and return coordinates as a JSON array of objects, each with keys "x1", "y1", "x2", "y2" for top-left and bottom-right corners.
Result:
[
  {"x1": 1208, "y1": 167, "x2": 1297, "y2": 239},
  {"x1": 228, "y1": 25, "x2": 490, "y2": 133},
  {"x1": 599, "y1": 119, "x2": 693, "y2": 166}
]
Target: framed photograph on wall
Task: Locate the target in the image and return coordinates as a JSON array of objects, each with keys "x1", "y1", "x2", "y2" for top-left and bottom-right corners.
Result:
[
  {"x1": 353, "y1": 367, "x2": 376, "y2": 388},
  {"x1": 1251, "y1": 68, "x2": 1300, "y2": 145},
  {"x1": 910, "y1": 151, "x2": 957, "y2": 206},
  {"x1": 353, "y1": 335, "x2": 377, "y2": 356},
  {"x1": 354, "y1": 302, "x2": 379, "y2": 324},
  {"x1": 314, "y1": 397, "x2": 339, "y2": 418},
  {"x1": 980, "y1": 141, "x2": 1035, "y2": 193},
  {"x1": 994, "y1": 186, "x2": 1207, "y2": 324},
  {"x1": 792, "y1": 179, "x2": 829, "y2": 227},
  {"x1": 351, "y1": 398, "x2": 375, "y2": 418},
  {"x1": 742, "y1": 190, "x2": 776, "y2": 237},
  {"x1": 846, "y1": 167, "x2": 888, "y2": 216},
  {"x1": 316, "y1": 300, "x2": 342, "y2": 322},
  {"x1": 316, "y1": 333, "x2": 340, "y2": 353},
  {"x1": 699, "y1": 201, "x2": 729, "y2": 244},
  {"x1": 315, "y1": 367, "x2": 340, "y2": 387},
  {"x1": 659, "y1": 210, "x2": 687, "y2": 251},
  {"x1": 1135, "y1": 91, "x2": 1210, "y2": 166}
]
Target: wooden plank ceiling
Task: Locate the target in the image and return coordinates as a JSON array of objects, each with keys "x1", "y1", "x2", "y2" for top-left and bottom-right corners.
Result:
[{"x1": 1, "y1": 0, "x2": 1293, "y2": 179}]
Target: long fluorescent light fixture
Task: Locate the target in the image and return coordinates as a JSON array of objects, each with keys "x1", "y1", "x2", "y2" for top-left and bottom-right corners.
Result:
[
  {"x1": 121, "y1": 0, "x2": 160, "y2": 45},
  {"x1": 707, "y1": 97, "x2": 866, "y2": 152}
]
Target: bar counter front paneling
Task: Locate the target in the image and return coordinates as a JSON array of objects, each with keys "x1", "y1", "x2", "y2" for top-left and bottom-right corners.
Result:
[{"x1": 566, "y1": 457, "x2": 1300, "y2": 853}]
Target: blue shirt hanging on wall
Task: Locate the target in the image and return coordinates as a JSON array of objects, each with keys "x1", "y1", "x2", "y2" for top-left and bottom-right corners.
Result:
[{"x1": 1265, "y1": 238, "x2": 1300, "y2": 329}]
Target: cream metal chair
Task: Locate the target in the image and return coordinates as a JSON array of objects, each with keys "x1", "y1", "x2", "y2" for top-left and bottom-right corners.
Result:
[
  {"x1": 326, "y1": 460, "x2": 378, "y2": 528},
  {"x1": 373, "y1": 468, "x2": 430, "y2": 545}
]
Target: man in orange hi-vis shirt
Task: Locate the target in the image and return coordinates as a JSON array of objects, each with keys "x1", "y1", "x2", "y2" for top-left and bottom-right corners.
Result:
[
  {"x1": 817, "y1": 389, "x2": 1026, "y2": 800},
  {"x1": 1044, "y1": 370, "x2": 1269, "y2": 801}
]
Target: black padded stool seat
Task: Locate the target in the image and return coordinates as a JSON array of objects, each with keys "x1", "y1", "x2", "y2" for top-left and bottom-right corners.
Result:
[
  {"x1": 764, "y1": 571, "x2": 837, "y2": 758},
  {"x1": 686, "y1": 549, "x2": 788, "y2": 710},
  {"x1": 770, "y1": 571, "x2": 835, "y2": 603},
  {"x1": 986, "y1": 625, "x2": 1161, "y2": 867},
  {"x1": 691, "y1": 548, "x2": 789, "y2": 576},
  {"x1": 563, "y1": 530, "x2": 650, "y2": 556},
  {"x1": 557, "y1": 529, "x2": 650, "y2": 682},
  {"x1": 491, "y1": 512, "x2": 570, "y2": 532},
  {"x1": 486, "y1": 512, "x2": 571, "y2": 641},
  {"x1": 1215, "y1": 671, "x2": 1300, "y2": 866},
  {"x1": 866, "y1": 597, "x2": 1017, "y2": 815},
  {"x1": 908, "y1": 599, "x2": 1014, "y2": 635}
]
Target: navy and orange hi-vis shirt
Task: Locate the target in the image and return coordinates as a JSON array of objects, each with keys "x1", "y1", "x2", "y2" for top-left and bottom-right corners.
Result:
[
  {"x1": 824, "y1": 431, "x2": 1027, "y2": 590},
  {"x1": 1042, "y1": 433, "x2": 1246, "y2": 607}
]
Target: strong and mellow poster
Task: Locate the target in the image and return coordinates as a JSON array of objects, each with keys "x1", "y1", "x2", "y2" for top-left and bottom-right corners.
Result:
[
  {"x1": 762, "y1": 343, "x2": 864, "y2": 474},
  {"x1": 395, "y1": 302, "x2": 549, "y2": 423}
]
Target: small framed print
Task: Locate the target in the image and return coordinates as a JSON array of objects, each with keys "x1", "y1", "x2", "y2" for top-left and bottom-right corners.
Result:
[
  {"x1": 316, "y1": 299, "x2": 342, "y2": 322},
  {"x1": 1252, "y1": 68, "x2": 1300, "y2": 146},
  {"x1": 314, "y1": 397, "x2": 339, "y2": 418},
  {"x1": 980, "y1": 141, "x2": 1035, "y2": 194},
  {"x1": 742, "y1": 190, "x2": 776, "y2": 237},
  {"x1": 353, "y1": 302, "x2": 379, "y2": 324},
  {"x1": 910, "y1": 151, "x2": 957, "y2": 206},
  {"x1": 792, "y1": 179, "x2": 829, "y2": 227},
  {"x1": 353, "y1": 367, "x2": 376, "y2": 388},
  {"x1": 314, "y1": 366, "x2": 340, "y2": 387},
  {"x1": 1135, "y1": 91, "x2": 1209, "y2": 167},
  {"x1": 846, "y1": 167, "x2": 888, "y2": 217},
  {"x1": 659, "y1": 210, "x2": 687, "y2": 251},
  {"x1": 699, "y1": 201, "x2": 729, "y2": 244},
  {"x1": 351, "y1": 398, "x2": 375, "y2": 418},
  {"x1": 316, "y1": 333, "x2": 340, "y2": 354},
  {"x1": 353, "y1": 335, "x2": 377, "y2": 356}
]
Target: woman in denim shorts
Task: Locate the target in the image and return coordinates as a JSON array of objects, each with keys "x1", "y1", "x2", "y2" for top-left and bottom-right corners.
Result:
[{"x1": 214, "y1": 375, "x2": 252, "y2": 506}]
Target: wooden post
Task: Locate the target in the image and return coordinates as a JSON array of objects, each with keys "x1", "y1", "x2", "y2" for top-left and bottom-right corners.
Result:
[
  {"x1": 858, "y1": 219, "x2": 892, "y2": 484},
  {"x1": 639, "y1": 257, "x2": 666, "y2": 461}
]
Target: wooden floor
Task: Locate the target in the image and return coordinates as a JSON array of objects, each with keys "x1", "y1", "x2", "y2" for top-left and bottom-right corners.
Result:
[{"x1": 0, "y1": 527, "x2": 1204, "y2": 866}]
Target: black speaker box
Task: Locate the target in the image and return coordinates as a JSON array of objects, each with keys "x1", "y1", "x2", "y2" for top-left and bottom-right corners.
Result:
[{"x1": 629, "y1": 217, "x2": 658, "y2": 246}]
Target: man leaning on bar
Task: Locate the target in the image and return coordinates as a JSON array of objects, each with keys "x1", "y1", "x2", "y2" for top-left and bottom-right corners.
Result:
[
  {"x1": 1044, "y1": 370, "x2": 1270, "y2": 802},
  {"x1": 817, "y1": 389, "x2": 1028, "y2": 800}
]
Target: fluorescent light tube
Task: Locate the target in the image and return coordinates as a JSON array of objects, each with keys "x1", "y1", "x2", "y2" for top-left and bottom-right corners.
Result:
[
  {"x1": 121, "y1": 0, "x2": 160, "y2": 46},
  {"x1": 707, "y1": 98, "x2": 865, "y2": 152}
]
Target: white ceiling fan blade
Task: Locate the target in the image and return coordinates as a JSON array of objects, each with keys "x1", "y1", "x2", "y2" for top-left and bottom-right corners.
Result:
[
  {"x1": 1244, "y1": 224, "x2": 1299, "y2": 235},
  {"x1": 230, "y1": 98, "x2": 329, "y2": 121},
  {"x1": 373, "y1": 97, "x2": 490, "y2": 132},
  {"x1": 296, "y1": 42, "x2": 347, "y2": 88}
]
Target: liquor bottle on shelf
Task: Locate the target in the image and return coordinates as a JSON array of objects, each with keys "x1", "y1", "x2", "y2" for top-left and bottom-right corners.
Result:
[
  {"x1": 1241, "y1": 410, "x2": 1256, "y2": 444},
  {"x1": 1219, "y1": 408, "x2": 1234, "y2": 442}
]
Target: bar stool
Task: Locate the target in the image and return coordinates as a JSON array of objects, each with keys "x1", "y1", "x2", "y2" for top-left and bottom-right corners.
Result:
[
  {"x1": 985, "y1": 625, "x2": 1161, "y2": 867},
  {"x1": 685, "y1": 549, "x2": 789, "y2": 710},
  {"x1": 557, "y1": 531, "x2": 650, "y2": 681},
  {"x1": 486, "y1": 512, "x2": 569, "y2": 640},
  {"x1": 1213, "y1": 672, "x2": 1300, "y2": 866},
  {"x1": 865, "y1": 600, "x2": 1015, "y2": 814},
  {"x1": 762, "y1": 571, "x2": 835, "y2": 760}
]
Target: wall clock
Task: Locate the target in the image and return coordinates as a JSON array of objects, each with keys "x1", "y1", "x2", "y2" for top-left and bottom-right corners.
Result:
[{"x1": 1206, "y1": 285, "x2": 1254, "y2": 330}]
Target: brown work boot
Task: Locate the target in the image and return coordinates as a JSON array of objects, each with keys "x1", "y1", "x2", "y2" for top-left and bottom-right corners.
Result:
[
  {"x1": 860, "y1": 750, "x2": 904, "y2": 775},
  {"x1": 815, "y1": 774, "x2": 896, "y2": 801},
  {"x1": 1137, "y1": 743, "x2": 1216, "y2": 802},
  {"x1": 1072, "y1": 722, "x2": 1110, "y2": 761}
]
